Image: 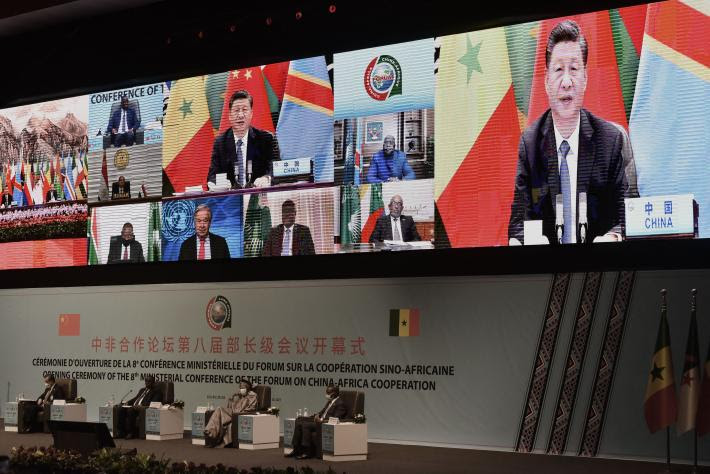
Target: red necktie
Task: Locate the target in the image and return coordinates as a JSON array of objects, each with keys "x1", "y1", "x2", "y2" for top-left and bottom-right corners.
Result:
[
  {"x1": 198, "y1": 238, "x2": 206, "y2": 260},
  {"x1": 123, "y1": 246, "x2": 128, "y2": 260}
]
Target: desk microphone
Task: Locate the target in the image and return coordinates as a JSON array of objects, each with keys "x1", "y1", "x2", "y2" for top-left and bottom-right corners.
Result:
[
  {"x1": 555, "y1": 194, "x2": 564, "y2": 244},
  {"x1": 119, "y1": 389, "x2": 133, "y2": 405},
  {"x1": 246, "y1": 159, "x2": 252, "y2": 185},
  {"x1": 579, "y1": 192, "x2": 588, "y2": 243}
]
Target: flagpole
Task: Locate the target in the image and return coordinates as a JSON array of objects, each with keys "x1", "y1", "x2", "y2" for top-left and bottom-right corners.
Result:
[
  {"x1": 692, "y1": 289, "x2": 698, "y2": 474},
  {"x1": 661, "y1": 289, "x2": 672, "y2": 474}
]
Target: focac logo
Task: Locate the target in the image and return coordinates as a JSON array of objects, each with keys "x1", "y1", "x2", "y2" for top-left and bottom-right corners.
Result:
[
  {"x1": 206, "y1": 296, "x2": 232, "y2": 331},
  {"x1": 162, "y1": 199, "x2": 196, "y2": 243},
  {"x1": 364, "y1": 55, "x2": 402, "y2": 101}
]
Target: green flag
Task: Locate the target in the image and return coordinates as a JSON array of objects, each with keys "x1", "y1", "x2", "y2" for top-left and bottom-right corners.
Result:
[
  {"x1": 340, "y1": 185, "x2": 361, "y2": 245},
  {"x1": 244, "y1": 193, "x2": 272, "y2": 258},
  {"x1": 147, "y1": 202, "x2": 161, "y2": 262},
  {"x1": 87, "y1": 214, "x2": 99, "y2": 265}
]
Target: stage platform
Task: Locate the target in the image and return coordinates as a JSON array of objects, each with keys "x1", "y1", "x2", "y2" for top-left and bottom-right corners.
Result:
[{"x1": 0, "y1": 422, "x2": 703, "y2": 473}]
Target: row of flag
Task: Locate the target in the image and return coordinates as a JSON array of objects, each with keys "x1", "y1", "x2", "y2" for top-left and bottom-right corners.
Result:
[
  {"x1": 340, "y1": 183, "x2": 385, "y2": 245},
  {"x1": 644, "y1": 291, "x2": 710, "y2": 436},
  {"x1": 0, "y1": 151, "x2": 88, "y2": 206}
]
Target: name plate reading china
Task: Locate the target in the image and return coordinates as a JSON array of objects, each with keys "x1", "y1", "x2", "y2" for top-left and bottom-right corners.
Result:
[{"x1": 625, "y1": 194, "x2": 695, "y2": 238}]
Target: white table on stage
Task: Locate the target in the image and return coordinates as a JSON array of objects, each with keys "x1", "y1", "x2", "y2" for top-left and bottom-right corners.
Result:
[
  {"x1": 237, "y1": 414, "x2": 279, "y2": 450},
  {"x1": 145, "y1": 405, "x2": 184, "y2": 441},
  {"x1": 321, "y1": 422, "x2": 368, "y2": 462},
  {"x1": 50, "y1": 403, "x2": 87, "y2": 422}
]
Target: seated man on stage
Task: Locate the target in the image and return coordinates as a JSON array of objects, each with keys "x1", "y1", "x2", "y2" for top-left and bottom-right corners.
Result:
[
  {"x1": 204, "y1": 379, "x2": 257, "y2": 448},
  {"x1": 22, "y1": 374, "x2": 66, "y2": 432},
  {"x1": 115, "y1": 375, "x2": 163, "y2": 439},
  {"x1": 286, "y1": 384, "x2": 348, "y2": 460}
]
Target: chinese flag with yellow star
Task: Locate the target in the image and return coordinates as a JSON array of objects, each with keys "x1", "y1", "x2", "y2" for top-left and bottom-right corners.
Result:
[
  {"x1": 644, "y1": 306, "x2": 677, "y2": 433},
  {"x1": 58, "y1": 314, "x2": 80, "y2": 336},
  {"x1": 218, "y1": 67, "x2": 275, "y2": 134},
  {"x1": 677, "y1": 304, "x2": 700, "y2": 434}
]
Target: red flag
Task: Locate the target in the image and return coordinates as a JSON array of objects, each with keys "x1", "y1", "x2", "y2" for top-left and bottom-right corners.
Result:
[
  {"x1": 527, "y1": 11, "x2": 628, "y2": 129},
  {"x1": 58, "y1": 314, "x2": 80, "y2": 336},
  {"x1": 262, "y1": 61, "x2": 291, "y2": 103},
  {"x1": 218, "y1": 67, "x2": 274, "y2": 133}
]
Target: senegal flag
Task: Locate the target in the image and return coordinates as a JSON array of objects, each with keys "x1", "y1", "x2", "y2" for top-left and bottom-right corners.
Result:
[
  {"x1": 677, "y1": 292, "x2": 700, "y2": 434},
  {"x1": 389, "y1": 309, "x2": 420, "y2": 337},
  {"x1": 643, "y1": 295, "x2": 677, "y2": 433},
  {"x1": 435, "y1": 27, "x2": 520, "y2": 248}
]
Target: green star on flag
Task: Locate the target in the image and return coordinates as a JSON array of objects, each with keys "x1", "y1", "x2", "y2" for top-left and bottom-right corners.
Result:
[
  {"x1": 179, "y1": 99, "x2": 193, "y2": 119},
  {"x1": 458, "y1": 36, "x2": 483, "y2": 84}
]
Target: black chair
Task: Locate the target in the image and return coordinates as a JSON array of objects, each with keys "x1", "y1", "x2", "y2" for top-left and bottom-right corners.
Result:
[{"x1": 103, "y1": 99, "x2": 144, "y2": 149}]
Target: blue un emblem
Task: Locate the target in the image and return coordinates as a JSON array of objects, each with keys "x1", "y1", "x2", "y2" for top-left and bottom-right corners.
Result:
[{"x1": 162, "y1": 199, "x2": 197, "y2": 242}]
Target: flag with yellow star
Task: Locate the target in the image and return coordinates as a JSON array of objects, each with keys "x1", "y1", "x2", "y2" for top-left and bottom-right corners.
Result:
[
  {"x1": 643, "y1": 303, "x2": 677, "y2": 433},
  {"x1": 218, "y1": 67, "x2": 274, "y2": 133},
  {"x1": 677, "y1": 298, "x2": 700, "y2": 434}
]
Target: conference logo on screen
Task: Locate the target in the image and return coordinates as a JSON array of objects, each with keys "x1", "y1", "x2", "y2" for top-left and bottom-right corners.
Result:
[
  {"x1": 364, "y1": 55, "x2": 402, "y2": 101},
  {"x1": 206, "y1": 296, "x2": 232, "y2": 331}
]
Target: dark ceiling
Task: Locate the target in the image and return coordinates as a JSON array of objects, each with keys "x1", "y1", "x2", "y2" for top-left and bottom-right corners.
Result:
[{"x1": 0, "y1": 0, "x2": 650, "y2": 108}]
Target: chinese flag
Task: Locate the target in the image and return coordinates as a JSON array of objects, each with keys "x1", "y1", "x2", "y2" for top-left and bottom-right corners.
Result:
[
  {"x1": 218, "y1": 67, "x2": 275, "y2": 133},
  {"x1": 58, "y1": 314, "x2": 80, "y2": 336}
]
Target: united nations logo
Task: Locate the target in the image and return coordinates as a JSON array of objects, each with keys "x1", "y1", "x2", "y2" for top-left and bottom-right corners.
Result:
[
  {"x1": 206, "y1": 296, "x2": 232, "y2": 331},
  {"x1": 162, "y1": 199, "x2": 196, "y2": 242},
  {"x1": 114, "y1": 149, "x2": 130, "y2": 169},
  {"x1": 364, "y1": 55, "x2": 402, "y2": 101}
]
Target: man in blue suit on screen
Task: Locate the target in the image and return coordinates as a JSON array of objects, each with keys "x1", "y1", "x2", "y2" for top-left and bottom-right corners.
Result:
[
  {"x1": 108, "y1": 97, "x2": 139, "y2": 147},
  {"x1": 366, "y1": 135, "x2": 416, "y2": 183}
]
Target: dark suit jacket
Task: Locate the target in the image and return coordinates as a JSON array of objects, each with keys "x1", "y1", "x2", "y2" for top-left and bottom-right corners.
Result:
[
  {"x1": 111, "y1": 181, "x2": 131, "y2": 199},
  {"x1": 1, "y1": 194, "x2": 12, "y2": 207},
  {"x1": 107, "y1": 237, "x2": 145, "y2": 264},
  {"x1": 318, "y1": 397, "x2": 348, "y2": 420},
  {"x1": 262, "y1": 223, "x2": 315, "y2": 256},
  {"x1": 179, "y1": 232, "x2": 231, "y2": 260},
  {"x1": 369, "y1": 214, "x2": 421, "y2": 243},
  {"x1": 126, "y1": 386, "x2": 163, "y2": 407},
  {"x1": 206, "y1": 127, "x2": 280, "y2": 187},
  {"x1": 45, "y1": 189, "x2": 60, "y2": 202},
  {"x1": 37, "y1": 384, "x2": 66, "y2": 404},
  {"x1": 508, "y1": 108, "x2": 627, "y2": 244},
  {"x1": 108, "y1": 107, "x2": 139, "y2": 133}
]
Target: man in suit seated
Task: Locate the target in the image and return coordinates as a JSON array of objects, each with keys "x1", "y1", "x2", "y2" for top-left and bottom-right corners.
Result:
[
  {"x1": 203, "y1": 379, "x2": 258, "y2": 448},
  {"x1": 366, "y1": 135, "x2": 416, "y2": 183},
  {"x1": 107, "y1": 222, "x2": 145, "y2": 264},
  {"x1": 206, "y1": 90, "x2": 280, "y2": 189},
  {"x1": 179, "y1": 204, "x2": 231, "y2": 260},
  {"x1": 262, "y1": 199, "x2": 315, "y2": 257},
  {"x1": 45, "y1": 188, "x2": 60, "y2": 203},
  {"x1": 111, "y1": 175, "x2": 131, "y2": 200},
  {"x1": 21, "y1": 374, "x2": 66, "y2": 432},
  {"x1": 115, "y1": 375, "x2": 163, "y2": 439},
  {"x1": 369, "y1": 195, "x2": 421, "y2": 243},
  {"x1": 1, "y1": 191, "x2": 12, "y2": 208},
  {"x1": 286, "y1": 384, "x2": 348, "y2": 460},
  {"x1": 508, "y1": 20, "x2": 628, "y2": 245},
  {"x1": 108, "y1": 97, "x2": 140, "y2": 147}
]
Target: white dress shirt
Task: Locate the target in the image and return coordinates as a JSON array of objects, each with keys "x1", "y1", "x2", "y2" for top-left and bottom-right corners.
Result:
[
  {"x1": 281, "y1": 225, "x2": 293, "y2": 256},
  {"x1": 389, "y1": 215, "x2": 403, "y2": 241},
  {"x1": 233, "y1": 130, "x2": 249, "y2": 185},
  {"x1": 198, "y1": 235, "x2": 212, "y2": 260},
  {"x1": 553, "y1": 115, "x2": 580, "y2": 244}
]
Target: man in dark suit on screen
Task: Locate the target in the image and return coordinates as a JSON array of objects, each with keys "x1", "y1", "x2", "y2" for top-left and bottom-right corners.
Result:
[
  {"x1": 508, "y1": 20, "x2": 627, "y2": 245},
  {"x1": 179, "y1": 204, "x2": 231, "y2": 260},
  {"x1": 111, "y1": 175, "x2": 131, "y2": 200},
  {"x1": 262, "y1": 199, "x2": 315, "y2": 256},
  {"x1": 369, "y1": 194, "x2": 421, "y2": 243},
  {"x1": 108, "y1": 97, "x2": 140, "y2": 147},
  {"x1": 115, "y1": 375, "x2": 163, "y2": 439},
  {"x1": 286, "y1": 384, "x2": 348, "y2": 460},
  {"x1": 1, "y1": 191, "x2": 13, "y2": 208},
  {"x1": 206, "y1": 90, "x2": 280, "y2": 189},
  {"x1": 107, "y1": 222, "x2": 145, "y2": 264}
]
